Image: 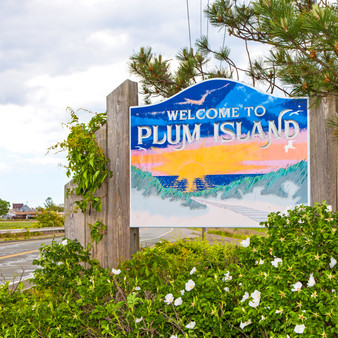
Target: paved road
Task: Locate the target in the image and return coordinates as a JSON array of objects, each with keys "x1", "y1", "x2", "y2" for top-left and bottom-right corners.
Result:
[
  {"x1": 0, "y1": 237, "x2": 62, "y2": 287},
  {"x1": 0, "y1": 228, "x2": 202, "y2": 287},
  {"x1": 139, "y1": 227, "x2": 200, "y2": 247}
]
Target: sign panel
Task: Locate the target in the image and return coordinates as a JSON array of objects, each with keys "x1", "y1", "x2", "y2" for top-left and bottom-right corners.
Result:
[{"x1": 130, "y1": 79, "x2": 309, "y2": 227}]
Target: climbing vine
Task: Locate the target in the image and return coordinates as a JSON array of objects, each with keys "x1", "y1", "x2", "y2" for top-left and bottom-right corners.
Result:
[
  {"x1": 50, "y1": 107, "x2": 112, "y2": 214},
  {"x1": 88, "y1": 220, "x2": 107, "y2": 244}
]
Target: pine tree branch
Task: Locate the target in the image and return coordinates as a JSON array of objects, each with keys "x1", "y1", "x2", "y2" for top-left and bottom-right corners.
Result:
[{"x1": 245, "y1": 39, "x2": 255, "y2": 87}]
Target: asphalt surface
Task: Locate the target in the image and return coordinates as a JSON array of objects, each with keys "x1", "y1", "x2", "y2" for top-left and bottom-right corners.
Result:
[
  {"x1": 0, "y1": 237, "x2": 62, "y2": 288},
  {"x1": 0, "y1": 227, "x2": 240, "y2": 289},
  {"x1": 0, "y1": 228, "x2": 199, "y2": 288}
]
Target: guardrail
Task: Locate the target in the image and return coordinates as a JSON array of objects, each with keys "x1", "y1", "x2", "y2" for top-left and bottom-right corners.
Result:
[{"x1": 0, "y1": 227, "x2": 64, "y2": 235}]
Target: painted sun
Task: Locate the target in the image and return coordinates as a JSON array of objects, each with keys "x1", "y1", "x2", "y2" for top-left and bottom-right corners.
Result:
[{"x1": 175, "y1": 162, "x2": 208, "y2": 192}]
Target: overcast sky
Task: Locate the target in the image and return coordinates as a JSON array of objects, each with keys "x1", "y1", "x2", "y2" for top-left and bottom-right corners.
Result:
[{"x1": 0, "y1": 0, "x2": 263, "y2": 208}]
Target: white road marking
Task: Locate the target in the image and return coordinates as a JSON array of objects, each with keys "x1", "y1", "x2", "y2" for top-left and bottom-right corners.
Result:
[{"x1": 140, "y1": 228, "x2": 174, "y2": 242}]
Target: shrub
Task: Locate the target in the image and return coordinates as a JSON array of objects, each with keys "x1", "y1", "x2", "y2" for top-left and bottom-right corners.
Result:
[
  {"x1": 228, "y1": 202, "x2": 337, "y2": 337},
  {"x1": 0, "y1": 202, "x2": 336, "y2": 337},
  {"x1": 35, "y1": 209, "x2": 64, "y2": 228}
]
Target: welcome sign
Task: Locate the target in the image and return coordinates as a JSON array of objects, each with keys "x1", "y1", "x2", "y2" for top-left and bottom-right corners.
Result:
[{"x1": 130, "y1": 79, "x2": 309, "y2": 227}]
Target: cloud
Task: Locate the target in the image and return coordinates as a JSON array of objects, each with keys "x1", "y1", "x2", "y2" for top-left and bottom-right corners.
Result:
[
  {"x1": 0, "y1": 103, "x2": 66, "y2": 153},
  {"x1": 0, "y1": 161, "x2": 10, "y2": 174},
  {"x1": 0, "y1": 149, "x2": 66, "y2": 173},
  {"x1": 0, "y1": 0, "x2": 202, "y2": 109},
  {"x1": 0, "y1": 0, "x2": 189, "y2": 75},
  {"x1": 0, "y1": 69, "x2": 31, "y2": 105}
]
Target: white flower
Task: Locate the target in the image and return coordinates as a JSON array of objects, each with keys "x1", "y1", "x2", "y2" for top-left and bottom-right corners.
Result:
[
  {"x1": 249, "y1": 290, "x2": 261, "y2": 308},
  {"x1": 174, "y1": 297, "x2": 183, "y2": 306},
  {"x1": 222, "y1": 271, "x2": 232, "y2": 282},
  {"x1": 164, "y1": 293, "x2": 174, "y2": 305},
  {"x1": 291, "y1": 281, "x2": 302, "y2": 292},
  {"x1": 112, "y1": 268, "x2": 121, "y2": 275},
  {"x1": 135, "y1": 317, "x2": 143, "y2": 323},
  {"x1": 241, "y1": 292, "x2": 249, "y2": 303},
  {"x1": 329, "y1": 257, "x2": 336, "y2": 269},
  {"x1": 185, "y1": 321, "x2": 196, "y2": 329},
  {"x1": 185, "y1": 279, "x2": 195, "y2": 291},
  {"x1": 134, "y1": 286, "x2": 141, "y2": 291},
  {"x1": 224, "y1": 287, "x2": 229, "y2": 292},
  {"x1": 259, "y1": 259, "x2": 264, "y2": 265},
  {"x1": 239, "y1": 319, "x2": 251, "y2": 329},
  {"x1": 240, "y1": 237, "x2": 250, "y2": 247},
  {"x1": 307, "y1": 274, "x2": 315, "y2": 287},
  {"x1": 326, "y1": 205, "x2": 332, "y2": 212},
  {"x1": 275, "y1": 309, "x2": 283, "y2": 314},
  {"x1": 294, "y1": 324, "x2": 306, "y2": 334},
  {"x1": 283, "y1": 206, "x2": 293, "y2": 215},
  {"x1": 170, "y1": 335, "x2": 178, "y2": 338},
  {"x1": 180, "y1": 289, "x2": 185, "y2": 295},
  {"x1": 190, "y1": 267, "x2": 196, "y2": 275},
  {"x1": 271, "y1": 258, "x2": 283, "y2": 268},
  {"x1": 61, "y1": 239, "x2": 68, "y2": 246}
]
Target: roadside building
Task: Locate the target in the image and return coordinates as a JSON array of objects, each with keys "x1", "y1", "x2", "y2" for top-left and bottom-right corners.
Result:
[{"x1": 1, "y1": 203, "x2": 38, "y2": 219}]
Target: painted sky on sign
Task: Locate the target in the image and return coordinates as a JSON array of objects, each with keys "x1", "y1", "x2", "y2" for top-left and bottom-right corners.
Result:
[
  {"x1": 130, "y1": 79, "x2": 308, "y2": 150},
  {"x1": 131, "y1": 131, "x2": 308, "y2": 175}
]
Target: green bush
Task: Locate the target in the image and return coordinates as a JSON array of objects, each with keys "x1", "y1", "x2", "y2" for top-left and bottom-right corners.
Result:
[
  {"x1": 0, "y1": 203, "x2": 336, "y2": 337},
  {"x1": 228, "y1": 202, "x2": 337, "y2": 337},
  {"x1": 35, "y1": 209, "x2": 64, "y2": 228}
]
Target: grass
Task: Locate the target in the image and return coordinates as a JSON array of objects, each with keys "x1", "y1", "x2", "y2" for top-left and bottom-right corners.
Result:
[
  {"x1": 193, "y1": 227, "x2": 267, "y2": 240},
  {"x1": 0, "y1": 221, "x2": 39, "y2": 229},
  {"x1": 0, "y1": 220, "x2": 64, "y2": 241},
  {"x1": 0, "y1": 232, "x2": 64, "y2": 241}
]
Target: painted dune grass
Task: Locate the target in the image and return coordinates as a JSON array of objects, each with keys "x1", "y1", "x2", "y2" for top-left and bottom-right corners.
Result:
[
  {"x1": 131, "y1": 166, "x2": 206, "y2": 210},
  {"x1": 131, "y1": 160, "x2": 308, "y2": 209}
]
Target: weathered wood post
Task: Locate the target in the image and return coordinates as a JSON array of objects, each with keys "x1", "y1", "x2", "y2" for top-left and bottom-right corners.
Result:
[
  {"x1": 64, "y1": 181, "x2": 85, "y2": 245},
  {"x1": 64, "y1": 80, "x2": 140, "y2": 268},
  {"x1": 86, "y1": 124, "x2": 109, "y2": 267},
  {"x1": 106, "y1": 79, "x2": 139, "y2": 267},
  {"x1": 310, "y1": 96, "x2": 338, "y2": 211}
]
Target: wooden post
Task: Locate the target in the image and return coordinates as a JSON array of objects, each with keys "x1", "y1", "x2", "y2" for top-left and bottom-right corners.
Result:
[
  {"x1": 86, "y1": 124, "x2": 109, "y2": 267},
  {"x1": 65, "y1": 80, "x2": 140, "y2": 268},
  {"x1": 310, "y1": 96, "x2": 337, "y2": 211},
  {"x1": 130, "y1": 228, "x2": 139, "y2": 257},
  {"x1": 106, "y1": 80, "x2": 139, "y2": 267},
  {"x1": 202, "y1": 227, "x2": 206, "y2": 240},
  {"x1": 64, "y1": 181, "x2": 86, "y2": 246}
]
